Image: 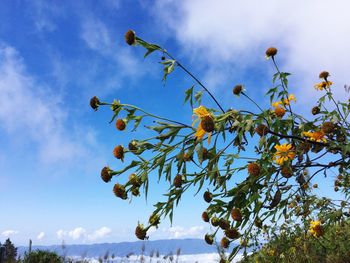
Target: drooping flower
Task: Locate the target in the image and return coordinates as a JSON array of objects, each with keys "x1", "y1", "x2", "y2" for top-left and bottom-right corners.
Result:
[
  {"x1": 274, "y1": 143, "x2": 295, "y2": 165},
  {"x1": 309, "y1": 220, "x2": 323, "y2": 237},
  {"x1": 193, "y1": 106, "x2": 214, "y2": 144},
  {"x1": 302, "y1": 131, "x2": 327, "y2": 143},
  {"x1": 314, "y1": 81, "x2": 333, "y2": 91}
]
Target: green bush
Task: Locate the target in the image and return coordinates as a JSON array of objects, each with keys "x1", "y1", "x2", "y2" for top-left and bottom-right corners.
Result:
[
  {"x1": 23, "y1": 250, "x2": 63, "y2": 263},
  {"x1": 240, "y1": 220, "x2": 350, "y2": 263}
]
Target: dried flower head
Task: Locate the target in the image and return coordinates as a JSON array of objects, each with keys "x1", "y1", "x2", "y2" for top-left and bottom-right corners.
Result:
[
  {"x1": 312, "y1": 106, "x2": 321, "y2": 115},
  {"x1": 125, "y1": 30, "x2": 136, "y2": 45},
  {"x1": 113, "y1": 183, "x2": 127, "y2": 199},
  {"x1": 219, "y1": 218, "x2": 230, "y2": 230},
  {"x1": 129, "y1": 173, "x2": 141, "y2": 187},
  {"x1": 113, "y1": 145, "x2": 124, "y2": 161},
  {"x1": 321, "y1": 121, "x2": 335, "y2": 134},
  {"x1": 220, "y1": 237, "x2": 230, "y2": 248},
  {"x1": 319, "y1": 71, "x2": 330, "y2": 80},
  {"x1": 281, "y1": 166, "x2": 293, "y2": 178},
  {"x1": 247, "y1": 163, "x2": 261, "y2": 177},
  {"x1": 116, "y1": 119, "x2": 126, "y2": 131},
  {"x1": 204, "y1": 234, "x2": 214, "y2": 245},
  {"x1": 203, "y1": 191, "x2": 213, "y2": 203},
  {"x1": 201, "y1": 116, "x2": 215, "y2": 133},
  {"x1": 265, "y1": 47, "x2": 278, "y2": 58},
  {"x1": 101, "y1": 166, "x2": 113, "y2": 183},
  {"x1": 90, "y1": 96, "x2": 100, "y2": 111},
  {"x1": 202, "y1": 211, "x2": 210, "y2": 222},
  {"x1": 231, "y1": 208, "x2": 242, "y2": 222},
  {"x1": 225, "y1": 228, "x2": 240, "y2": 239},
  {"x1": 233, "y1": 84, "x2": 243, "y2": 96},
  {"x1": 135, "y1": 224, "x2": 148, "y2": 240},
  {"x1": 173, "y1": 174, "x2": 183, "y2": 188},
  {"x1": 255, "y1": 124, "x2": 269, "y2": 137},
  {"x1": 211, "y1": 217, "x2": 220, "y2": 227},
  {"x1": 128, "y1": 141, "x2": 138, "y2": 151}
]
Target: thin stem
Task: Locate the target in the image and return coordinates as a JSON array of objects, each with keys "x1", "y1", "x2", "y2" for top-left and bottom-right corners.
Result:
[{"x1": 164, "y1": 51, "x2": 227, "y2": 114}]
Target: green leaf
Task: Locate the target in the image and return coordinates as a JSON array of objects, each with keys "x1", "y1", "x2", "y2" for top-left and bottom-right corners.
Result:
[{"x1": 184, "y1": 85, "x2": 194, "y2": 108}]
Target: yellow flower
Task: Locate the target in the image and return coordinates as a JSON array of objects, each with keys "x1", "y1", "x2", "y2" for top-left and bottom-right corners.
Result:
[
  {"x1": 283, "y1": 94, "x2": 296, "y2": 105},
  {"x1": 274, "y1": 106, "x2": 286, "y2": 118},
  {"x1": 309, "y1": 220, "x2": 323, "y2": 237},
  {"x1": 272, "y1": 101, "x2": 282, "y2": 108},
  {"x1": 314, "y1": 81, "x2": 333, "y2": 91},
  {"x1": 302, "y1": 131, "x2": 327, "y2": 143},
  {"x1": 193, "y1": 106, "x2": 214, "y2": 144},
  {"x1": 274, "y1": 143, "x2": 295, "y2": 165}
]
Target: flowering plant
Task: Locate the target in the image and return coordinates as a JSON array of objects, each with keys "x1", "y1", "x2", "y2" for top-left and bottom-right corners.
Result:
[{"x1": 92, "y1": 30, "x2": 350, "y2": 262}]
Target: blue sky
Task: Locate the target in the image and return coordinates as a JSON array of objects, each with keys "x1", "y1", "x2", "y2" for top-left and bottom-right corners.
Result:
[{"x1": 1, "y1": 0, "x2": 350, "y2": 246}]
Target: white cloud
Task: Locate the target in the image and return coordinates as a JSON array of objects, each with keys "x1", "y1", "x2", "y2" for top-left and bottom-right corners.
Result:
[
  {"x1": 154, "y1": 0, "x2": 350, "y2": 103},
  {"x1": 57, "y1": 227, "x2": 111, "y2": 242},
  {"x1": 87, "y1": 226, "x2": 112, "y2": 241},
  {"x1": 162, "y1": 225, "x2": 205, "y2": 239},
  {"x1": 1, "y1": 230, "x2": 19, "y2": 237},
  {"x1": 68, "y1": 227, "x2": 87, "y2": 240},
  {"x1": 37, "y1": 232, "x2": 45, "y2": 240},
  {"x1": 81, "y1": 18, "x2": 112, "y2": 52},
  {"x1": 0, "y1": 44, "x2": 101, "y2": 166}
]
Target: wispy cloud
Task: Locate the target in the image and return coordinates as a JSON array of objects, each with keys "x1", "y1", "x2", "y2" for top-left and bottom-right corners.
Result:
[
  {"x1": 1, "y1": 230, "x2": 19, "y2": 237},
  {"x1": 0, "y1": 44, "x2": 102, "y2": 167},
  {"x1": 158, "y1": 225, "x2": 205, "y2": 239},
  {"x1": 37, "y1": 232, "x2": 45, "y2": 240},
  {"x1": 56, "y1": 227, "x2": 112, "y2": 242},
  {"x1": 154, "y1": 0, "x2": 350, "y2": 103}
]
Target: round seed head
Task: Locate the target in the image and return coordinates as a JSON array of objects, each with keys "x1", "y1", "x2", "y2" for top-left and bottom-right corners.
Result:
[
  {"x1": 219, "y1": 218, "x2": 230, "y2": 230},
  {"x1": 113, "y1": 145, "x2": 124, "y2": 161},
  {"x1": 220, "y1": 237, "x2": 230, "y2": 248},
  {"x1": 312, "y1": 106, "x2": 320, "y2": 115},
  {"x1": 321, "y1": 121, "x2": 335, "y2": 134},
  {"x1": 231, "y1": 208, "x2": 242, "y2": 222},
  {"x1": 281, "y1": 166, "x2": 293, "y2": 178},
  {"x1": 255, "y1": 124, "x2": 269, "y2": 136},
  {"x1": 224, "y1": 228, "x2": 240, "y2": 240},
  {"x1": 101, "y1": 166, "x2": 113, "y2": 183},
  {"x1": 233, "y1": 85, "x2": 243, "y2": 96},
  {"x1": 247, "y1": 163, "x2": 261, "y2": 177},
  {"x1": 265, "y1": 47, "x2": 278, "y2": 57},
  {"x1": 202, "y1": 211, "x2": 210, "y2": 222},
  {"x1": 200, "y1": 116, "x2": 215, "y2": 133},
  {"x1": 173, "y1": 174, "x2": 183, "y2": 188},
  {"x1": 211, "y1": 217, "x2": 220, "y2": 227},
  {"x1": 204, "y1": 234, "x2": 214, "y2": 245},
  {"x1": 135, "y1": 225, "x2": 147, "y2": 240},
  {"x1": 125, "y1": 30, "x2": 136, "y2": 45},
  {"x1": 319, "y1": 71, "x2": 330, "y2": 79},
  {"x1": 90, "y1": 96, "x2": 100, "y2": 111},
  {"x1": 116, "y1": 119, "x2": 126, "y2": 131},
  {"x1": 203, "y1": 191, "x2": 213, "y2": 203},
  {"x1": 113, "y1": 183, "x2": 127, "y2": 199}
]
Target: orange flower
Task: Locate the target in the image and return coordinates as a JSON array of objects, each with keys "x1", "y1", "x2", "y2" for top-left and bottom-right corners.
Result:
[
  {"x1": 274, "y1": 143, "x2": 295, "y2": 165},
  {"x1": 193, "y1": 106, "x2": 214, "y2": 144},
  {"x1": 302, "y1": 131, "x2": 327, "y2": 143},
  {"x1": 314, "y1": 81, "x2": 333, "y2": 91},
  {"x1": 274, "y1": 106, "x2": 286, "y2": 118}
]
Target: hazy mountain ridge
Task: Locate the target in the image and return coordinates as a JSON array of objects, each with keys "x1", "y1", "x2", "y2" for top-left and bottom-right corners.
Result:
[{"x1": 17, "y1": 239, "x2": 227, "y2": 258}]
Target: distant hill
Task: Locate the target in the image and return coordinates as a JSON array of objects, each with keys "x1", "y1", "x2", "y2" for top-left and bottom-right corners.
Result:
[{"x1": 17, "y1": 238, "x2": 232, "y2": 258}]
